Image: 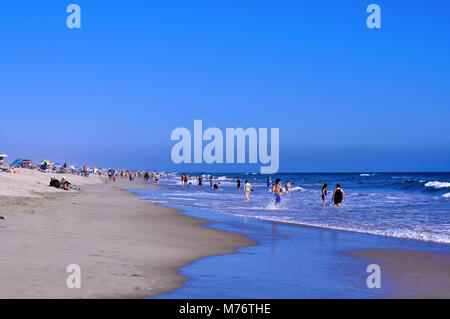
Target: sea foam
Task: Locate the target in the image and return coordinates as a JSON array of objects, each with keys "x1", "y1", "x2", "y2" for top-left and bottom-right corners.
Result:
[{"x1": 425, "y1": 181, "x2": 450, "y2": 189}]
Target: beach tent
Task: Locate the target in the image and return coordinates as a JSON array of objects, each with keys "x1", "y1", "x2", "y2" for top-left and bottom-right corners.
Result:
[
  {"x1": 12, "y1": 159, "x2": 33, "y2": 168},
  {"x1": 12, "y1": 158, "x2": 23, "y2": 167},
  {"x1": 21, "y1": 159, "x2": 33, "y2": 167}
]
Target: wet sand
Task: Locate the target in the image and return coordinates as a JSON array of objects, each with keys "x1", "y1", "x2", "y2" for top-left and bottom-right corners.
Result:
[
  {"x1": 350, "y1": 249, "x2": 450, "y2": 298},
  {"x1": 0, "y1": 175, "x2": 254, "y2": 298}
]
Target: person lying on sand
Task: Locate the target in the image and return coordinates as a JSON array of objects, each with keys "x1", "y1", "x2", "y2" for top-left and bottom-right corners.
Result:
[{"x1": 49, "y1": 177, "x2": 71, "y2": 190}]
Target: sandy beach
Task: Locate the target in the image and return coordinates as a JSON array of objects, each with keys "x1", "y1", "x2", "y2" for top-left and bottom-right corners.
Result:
[{"x1": 0, "y1": 169, "x2": 253, "y2": 298}]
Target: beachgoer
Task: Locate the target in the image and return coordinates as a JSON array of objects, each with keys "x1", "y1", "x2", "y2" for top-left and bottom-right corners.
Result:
[
  {"x1": 198, "y1": 176, "x2": 203, "y2": 187},
  {"x1": 321, "y1": 183, "x2": 328, "y2": 206},
  {"x1": 267, "y1": 177, "x2": 271, "y2": 190},
  {"x1": 332, "y1": 184, "x2": 345, "y2": 206},
  {"x1": 274, "y1": 178, "x2": 283, "y2": 205},
  {"x1": 236, "y1": 177, "x2": 241, "y2": 191},
  {"x1": 285, "y1": 180, "x2": 291, "y2": 195},
  {"x1": 244, "y1": 180, "x2": 251, "y2": 200}
]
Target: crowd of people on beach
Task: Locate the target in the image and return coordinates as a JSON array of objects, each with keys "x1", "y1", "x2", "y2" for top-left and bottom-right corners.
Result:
[
  {"x1": 106, "y1": 169, "x2": 169, "y2": 184},
  {"x1": 0, "y1": 155, "x2": 173, "y2": 192},
  {"x1": 2, "y1": 155, "x2": 346, "y2": 206},
  {"x1": 177, "y1": 173, "x2": 346, "y2": 207}
]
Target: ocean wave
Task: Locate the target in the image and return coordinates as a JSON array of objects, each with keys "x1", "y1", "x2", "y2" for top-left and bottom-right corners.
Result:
[
  {"x1": 228, "y1": 214, "x2": 450, "y2": 244},
  {"x1": 290, "y1": 186, "x2": 305, "y2": 192},
  {"x1": 425, "y1": 181, "x2": 450, "y2": 189},
  {"x1": 443, "y1": 192, "x2": 450, "y2": 198}
]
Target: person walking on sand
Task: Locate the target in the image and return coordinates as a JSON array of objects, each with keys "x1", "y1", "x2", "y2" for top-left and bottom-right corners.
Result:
[
  {"x1": 321, "y1": 183, "x2": 328, "y2": 206},
  {"x1": 244, "y1": 180, "x2": 252, "y2": 201},
  {"x1": 332, "y1": 184, "x2": 345, "y2": 206}
]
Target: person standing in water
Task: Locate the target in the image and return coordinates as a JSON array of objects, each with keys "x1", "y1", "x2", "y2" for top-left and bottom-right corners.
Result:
[
  {"x1": 285, "y1": 180, "x2": 291, "y2": 195},
  {"x1": 321, "y1": 183, "x2": 328, "y2": 206},
  {"x1": 332, "y1": 184, "x2": 345, "y2": 206},
  {"x1": 236, "y1": 177, "x2": 241, "y2": 192},
  {"x1": 267, "y1": 177, "x2": 272, "y2": 190},
  {"x1": 274, "y1": 178, "x2": 283, "y2": 205},
  {"x1": 244, "y1": 180, "x2": 252, "y2": 201},
  {"x1": 198, "y1": 176, "x2": 203, "y2": 187}
]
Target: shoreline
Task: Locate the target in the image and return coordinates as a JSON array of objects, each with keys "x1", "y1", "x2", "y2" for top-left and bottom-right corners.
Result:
[
  {"x1": 140, "y1": 188, "x2": 449, "y2": 298},
  {"x1": 1, "y1": 169, "x2": 448, "y2": 298},
  {"x1": 0, "y1": 172, "x2": 254, "y2": 299}
]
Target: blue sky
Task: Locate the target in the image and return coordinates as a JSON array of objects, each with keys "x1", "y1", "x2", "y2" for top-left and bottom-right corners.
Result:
[{"x1": 1, "y1": 1, "x2": 449, "y2": 172}]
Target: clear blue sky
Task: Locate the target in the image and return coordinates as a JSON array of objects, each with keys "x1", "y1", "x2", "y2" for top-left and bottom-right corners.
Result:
[{"x1": 1, "y1": 1, "x2": 449, "y2": 172}]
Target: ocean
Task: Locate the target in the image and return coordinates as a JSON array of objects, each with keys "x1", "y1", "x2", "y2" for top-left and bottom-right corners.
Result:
[
  {"x1": 142, "y1": 172, "x2": 450, "y2": 244},
  {"x1": 132, "y1": 172, "x2": 449, "y2": 298}
]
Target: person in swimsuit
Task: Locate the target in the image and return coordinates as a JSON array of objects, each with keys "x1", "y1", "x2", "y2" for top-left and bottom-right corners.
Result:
[
  {"x1": 236, "y1": 177, "x2": 241, "y2": 191},
  {"x1": 332, "y1": 184, "x2": 345, "y2": 206},
  {"x1": 244, "y1": 180, "x2": 252, "y2": 201},
  {"x1": 198, "y1": 176, "x2": 203, "y2": 187},
  {"x1": 274, "y1": 178, "x2": 283, "y2": 205},
  {"x1": 321, "y1": 183, "x2": 328, "y2": 206},
  {"x1": 267, "y1": 177, "x2": 272, "y2": 190},
  {"x1": 285, "y1": 180, "x2": 291, "y2": 195}
]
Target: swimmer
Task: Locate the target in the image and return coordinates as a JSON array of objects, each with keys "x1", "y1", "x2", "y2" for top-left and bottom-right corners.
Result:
[
  {"x1": 267, "y1": 177, "x2": 272, "y2": 190},
  {"x1": 332, "y1": 184, "x2": 345, "y2": 206},
  {"x1": 244, "y1": 180, "x2": 252, "y2": 200},
  {"x1": 274, "y1": 178, "x2": 283, "y2": 205},
  {"x1": 285, "y1": 180, "x2": 291, "y2": 195},
  {"x1": 321, "y1": 183, "x2": 328, "y2": 206}
]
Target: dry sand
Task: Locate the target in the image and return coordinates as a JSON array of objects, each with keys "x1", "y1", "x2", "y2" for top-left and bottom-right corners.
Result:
[
  {"x1": 351, "y1": 249, "x2": 450, "y2": 299},
  {"x1": 0, "y1": 168, "x2": 101, "y2": 198},
  {"x1": 0, "y1": 169, "x2": 254, "y2": 298}
]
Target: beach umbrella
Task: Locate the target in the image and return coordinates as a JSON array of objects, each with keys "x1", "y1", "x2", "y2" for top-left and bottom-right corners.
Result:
[{"x1": 41, "y1": 160, "x2": 51, "y2": 165}]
